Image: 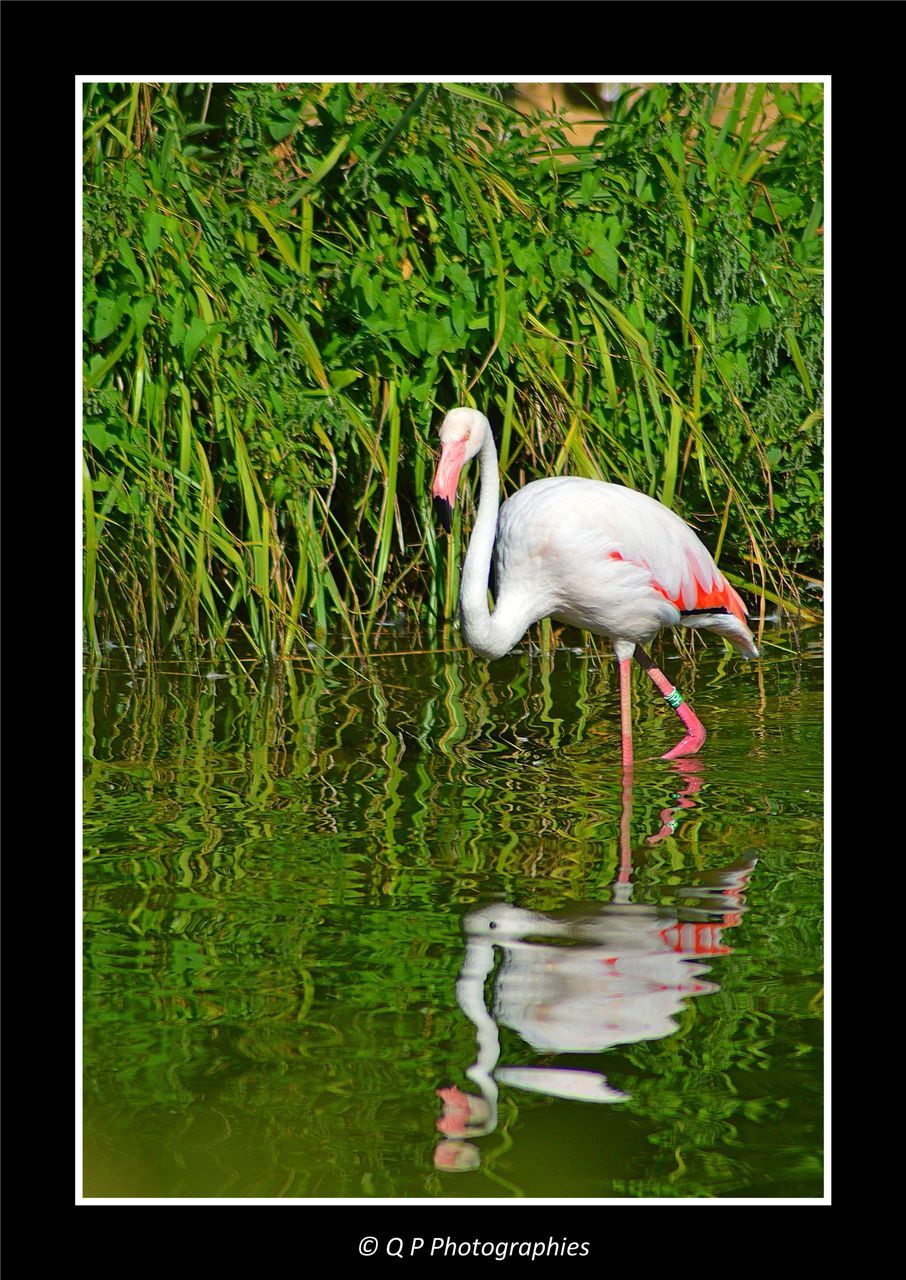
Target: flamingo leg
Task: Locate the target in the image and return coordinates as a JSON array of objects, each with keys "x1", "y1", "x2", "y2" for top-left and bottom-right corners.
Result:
[
  {"x1": 618, "y1": 657, "x2": 634, "y2": 770},
  {"x1": 633, "y1": 645, "x2": 706, "y2": 759},
  {"x1": 646, "y1": 759, "x2": 704, "y2": 844},
  {"x1": 618, "y1": 764, "x2": 633, "y2": 885}
]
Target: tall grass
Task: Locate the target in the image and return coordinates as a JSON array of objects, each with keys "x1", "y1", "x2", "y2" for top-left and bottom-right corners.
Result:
[{"x1": 83, "y1": 81, "x2": 823, "y2": 661}]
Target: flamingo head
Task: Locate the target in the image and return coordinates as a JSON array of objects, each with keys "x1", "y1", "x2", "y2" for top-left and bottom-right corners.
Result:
[{"x1": 431, "y1": 407, "x2": 490, "y2": 533}]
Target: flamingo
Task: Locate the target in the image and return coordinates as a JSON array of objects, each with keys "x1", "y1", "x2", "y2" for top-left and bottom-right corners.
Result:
[{"x1": 431, "y1": 407, "x2": 758, "y2": 766}]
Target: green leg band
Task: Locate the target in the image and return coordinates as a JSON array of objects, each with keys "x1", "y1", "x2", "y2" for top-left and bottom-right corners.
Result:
[{"x1": 664, "y1": 689, "x2": 684, "y2": 710}]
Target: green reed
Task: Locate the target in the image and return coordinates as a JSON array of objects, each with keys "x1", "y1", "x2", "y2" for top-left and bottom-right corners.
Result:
[{"x1": 83, "y1": 82, "x2": 823, "y2": 659}]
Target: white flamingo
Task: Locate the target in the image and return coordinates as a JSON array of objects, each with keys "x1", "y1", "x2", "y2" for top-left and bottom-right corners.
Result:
[{"x1": 431, "y1": 407, "x2": 758, "y2": 765}]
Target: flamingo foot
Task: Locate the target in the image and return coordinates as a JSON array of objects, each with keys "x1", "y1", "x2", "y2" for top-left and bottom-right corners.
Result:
[
  {"x1": 633, "y1": 645, "x2": 707, "y2": 760},
  {"x1": 661, "y1": 728, "x2": 706, "y2": 760}
]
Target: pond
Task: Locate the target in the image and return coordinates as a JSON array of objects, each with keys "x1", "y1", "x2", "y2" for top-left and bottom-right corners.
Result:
[{"x1": 82, "y1": 624, "x2": 824, "y2": 1200}]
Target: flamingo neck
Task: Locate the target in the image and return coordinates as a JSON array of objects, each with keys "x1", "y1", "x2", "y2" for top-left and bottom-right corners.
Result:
[
  {"x1": 457, "y1": 936, "x2": 500, "y2": 1125},
  {"x1": 459, "y1": 433, "x2": 525, "y2": 660}
]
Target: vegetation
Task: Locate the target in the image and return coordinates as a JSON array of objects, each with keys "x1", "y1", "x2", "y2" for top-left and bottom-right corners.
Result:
[{"x1": 83, "y1": 81, "x2": 824, "y2": 661}]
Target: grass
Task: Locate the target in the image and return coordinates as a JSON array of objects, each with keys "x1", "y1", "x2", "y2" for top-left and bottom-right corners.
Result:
[{"x1": 82, "y1": 81, "x2": 824, "y2": 662}]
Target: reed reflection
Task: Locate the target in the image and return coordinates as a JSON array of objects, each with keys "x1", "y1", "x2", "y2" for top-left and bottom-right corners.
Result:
[{"x1": 435, "y1": 763, "x2": 755, "y2": 1171}]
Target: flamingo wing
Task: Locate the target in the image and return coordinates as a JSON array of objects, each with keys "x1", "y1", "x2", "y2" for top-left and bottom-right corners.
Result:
[{"x1": 495, "y1": 478, "x2": 757, "y2": 655}]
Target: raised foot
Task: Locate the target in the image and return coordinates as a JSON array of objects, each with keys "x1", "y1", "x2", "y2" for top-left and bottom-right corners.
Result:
[{"x1": 661, "y1": 730, "x2": 706, "y2": 760}]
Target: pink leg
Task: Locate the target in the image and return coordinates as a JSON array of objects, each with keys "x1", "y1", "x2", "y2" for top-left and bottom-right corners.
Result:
[
  {"x1": 619, "y1": 657, "x2": 634, "y2": 770},
  {"x1": 618, "y1": 765, "x2": 633, "y2": 884},
  {"x1": 634, "y1": 645, "x2": 706, "y2": 759},
  {"x1": 646, "y1": 759, "x2": 704, "y2": 844}
]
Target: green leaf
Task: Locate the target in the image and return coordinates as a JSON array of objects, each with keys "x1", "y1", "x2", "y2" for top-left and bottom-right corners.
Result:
[
  {"x1": 443, "y1": 83, "x2": 525, "y2": 123},
  {"x1": 427, "y1": 316, "x2": 453, "y2": 356},
  {"x1": 85, "y1": 420, "x2": 116, "y2": 454},
  {"x1": 785, "y1": 328, "x2": 813, "y2": 400},
  {"x1": 115, "y1": 236, "x2": 145, "y2": 287},
  {"x1": 131, "y1": 296, "x2": 154, "y2": 335},
  {"x1": 588, "y1": 238, "x2": 619, "y2": 290},
  {"x1": 288, "y1": 134, "x2": 351, "y2": 204},
  {"x1": 329, "y1": 369, "x2": 362, "y2": 391},
  {"x1": 183, "y1": 315, "x2": 208, "y2": 366},
  {"x1": 274, "y1": 306, "x2": 329, "y2": 389},
  {"x1": 167, "y1": 301, "x2": 186, "y2": 348},
  {"x1": 267, "y1": 120, "x2": 296, "y2": 142},
  {"x1": 248, "y1": 201, "x2": 299, "y2": 273},
  {"x1": 142, "y1": 212, "x2": 165, "y2": 257},
  {"x1": 93, "y1": 293, "x2": 130, "y2": 342}
]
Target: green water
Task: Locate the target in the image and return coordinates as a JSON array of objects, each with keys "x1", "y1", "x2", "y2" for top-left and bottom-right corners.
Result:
[{"x1": 82, "y1": 627, "x2": 823, "y2": 1199}]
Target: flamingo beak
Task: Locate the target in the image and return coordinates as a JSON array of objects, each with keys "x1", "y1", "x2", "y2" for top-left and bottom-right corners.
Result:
[{"x1": 431, "y1": 439, "x2": 467, "y2": 534}]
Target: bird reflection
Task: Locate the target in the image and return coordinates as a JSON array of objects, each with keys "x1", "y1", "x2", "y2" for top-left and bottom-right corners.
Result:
[
  {"x1": 435, "y1": 763, "x2": 755, "y2": 1171},
  {"x1": 644, "y1": 758, "x2": 704, "y2": 846}
]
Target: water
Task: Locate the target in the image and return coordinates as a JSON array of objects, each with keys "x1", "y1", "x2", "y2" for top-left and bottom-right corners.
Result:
[{"x1": 82, "y1": 626, "x2": 824, "y2": 1199}]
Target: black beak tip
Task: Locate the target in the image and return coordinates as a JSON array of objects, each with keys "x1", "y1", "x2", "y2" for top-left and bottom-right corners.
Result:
[{"x1": 433, "y1": 495, "x2": 453, "y2": 534}]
